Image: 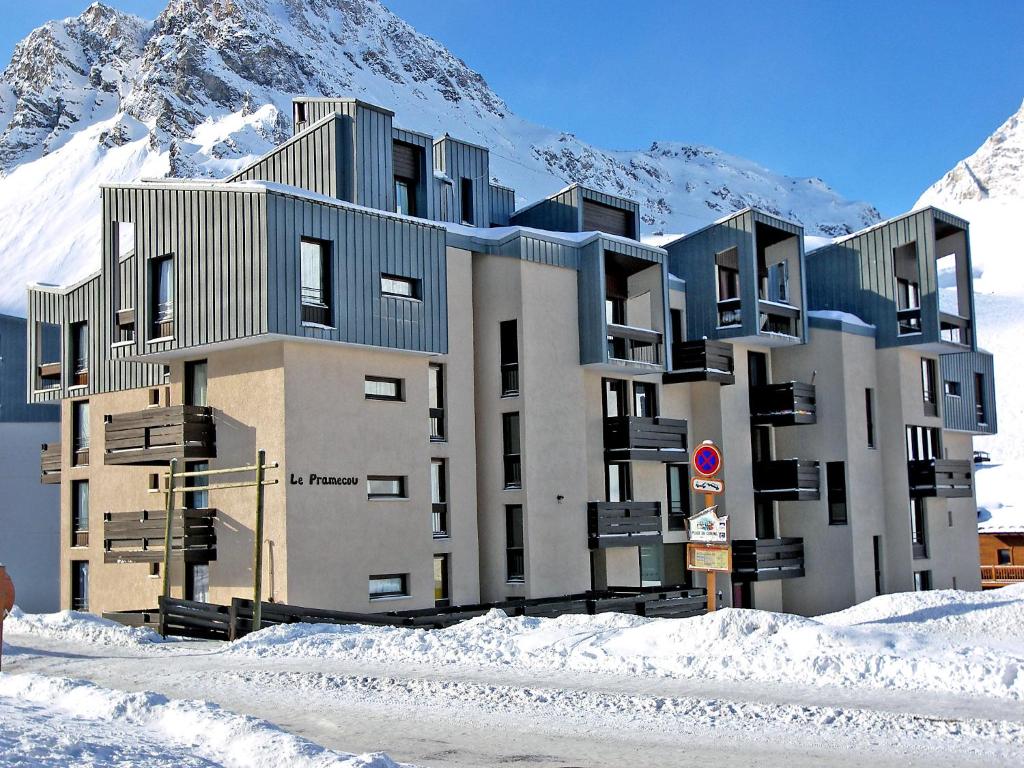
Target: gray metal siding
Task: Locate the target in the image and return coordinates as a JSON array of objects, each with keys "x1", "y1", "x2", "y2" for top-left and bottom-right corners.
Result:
[
  {"x1": 488, "y1": 184, "x2": 515, "y2": 226},
  {"x1": 0, "y1": 314, "x2": 58, "y2": 421},
  {"x1": 581, "y1": 187, "x2": 640, "y2": 240},
  {"x1": 941, "y1": 350, "x2": 997, "y2": 434},
  {"x1": 393, "y1": 127, "x2": 437, "y2": 221},
  {"x1": 806, "y1": 209, "x2": 948, "y2": 349},
  {"x1": 577, "y1": 240, "x2": 606, "y2": 364},
  {"x1": 354, "y1": 105, "x2": 394, "y2": 212},
  {"x1": 433, "y1": 137, "x2": 490, "y2": 226},
  {"x1": 510, "y1": 186, "x2": 580, "y2": 232},
  {"x1": 229, "y1": 115, "x2": 342, "y2": 199},
  {"x1": 266, "y1": 191, "x2": 448, "y2": 354}
]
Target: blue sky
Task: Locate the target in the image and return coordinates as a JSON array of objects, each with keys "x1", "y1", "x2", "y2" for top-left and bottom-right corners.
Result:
[{"x1": 4, "y1": 1, "x2": 1022, "y2": 216}]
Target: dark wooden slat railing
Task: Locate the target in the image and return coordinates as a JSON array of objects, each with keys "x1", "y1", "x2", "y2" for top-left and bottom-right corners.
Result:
[
  {"x1": 749, "y1": 381, "x2": 817, "y2": 426},
  {"x1": 907, "y1": 459, "x2": 972, "y2": 498},
  {"x1": 40, "y1": 442, "x2": 61, "y2": 484},
  {"x1": 587, "y1": 501, "x2": 662, "y2": 549},
  {"x1": 606, "y1": 323, "x2": 664, "y2": 366},
  {"x1": 604, "y1": 416, "x2": 687, "y2": 461},
  {"x1": 664, "y1": 340, "x2": 735, "y2": 385},
  {"x1": 732, "y1": 538, "x2": 805, "y2": 581},
  {"x1": 104, "y1": 405, "x2": 216, "y2": 465},
  {"x1": 103, "y1": 508, "x2": 217, "y2": 564},
  {"x1": 753, "y1": 459, "x2": 820, "y2": 501}
]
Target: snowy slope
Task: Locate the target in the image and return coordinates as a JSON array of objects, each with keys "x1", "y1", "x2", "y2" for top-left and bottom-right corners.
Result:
[
  {"x1": 916, "y1": 101, "x2": 1024, "y2": 468},
  {"x1": 0, "y1": 0, "x2": 880, "y2": 314}
]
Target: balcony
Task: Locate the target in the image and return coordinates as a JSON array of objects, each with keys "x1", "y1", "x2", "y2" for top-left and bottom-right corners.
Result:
[
  {"x1": 40, "y1": 442, "x2": 61, "y2": 484},
  {"x1": 104, "y1": 405, "x2": 216, "y2": 466},
  {"x1": 732, "y1": 538, "x2": 805, "y2": 581},
  {"x1": 897, "y1": 307, "x2": 922, "y2": 336},
  {"x1": 663, "y1": 340, "x2": 735, "y2": 385},
  {"x1": 753, "y1": 459, "x2": 820, "y2": 501},
  {"x1": 908, "y1": 459, "x2": 972, "y2": 498},
  {"x1": 606, "y1": 324, "x2": 663, "y2": 367},
  {"x1": 716, "y1": 297, "x2": 742, "y2": 327},
  {"x1": 981, "y1": 565, "x2": 1024, "y2": 589},
  {"x1": 604, "y1": 416, "x2": 688, "y2": 462},
  {"x1": 37, "y1": 361, "x2": 61, "y2": 389},
  {"x1": 587, "y1": 501, "x2": 662, "y2": 549},
  {"x1": 749, "y1": 382, "x2": 817, "y2": 426},
  {"x1": 758, "y1": 300, "x2": 800, "y2": 337},
  {"x1": 432, "y1": 502, "x2": 449, "y2": 538},
  {"x1": 103, "y1": 508, "x2": 217, "y2": 564},
  {"x1": 939, "y1": 312, "x2": 972, "y2": 347}
]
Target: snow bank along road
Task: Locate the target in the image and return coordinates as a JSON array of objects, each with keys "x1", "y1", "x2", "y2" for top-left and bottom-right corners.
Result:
[{"x1": 3, "y1": 586, "x2": 1024, "y2": 767}]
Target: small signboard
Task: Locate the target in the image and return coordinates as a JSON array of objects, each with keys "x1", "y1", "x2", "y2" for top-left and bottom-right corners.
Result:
[
  {"x1": 687, "y1": 543, "x2": 732, "y2": 572},
  {"x1": 688, "y1": 506, "x2": 729, "y2": 543},
  {"x1": 691, "y1": 476, "x2": 724, "y2": 494},
  {"x1": 691, "y1": 443, "x2": 723, "y2": 478}
]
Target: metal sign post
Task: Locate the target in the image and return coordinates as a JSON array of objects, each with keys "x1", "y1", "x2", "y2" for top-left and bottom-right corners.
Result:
[
  {"x1": 252, "y1": 449, "x2": 267, "y2": 633},
  {"x1": 688, "y1": 440, "x2": 728, "y2": 612}
]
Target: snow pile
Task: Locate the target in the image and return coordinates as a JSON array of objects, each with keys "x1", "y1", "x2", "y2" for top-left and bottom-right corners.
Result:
[
  {"x1": 0, "y1": 673, "x2": 406, "y2": 768},
  {"x1": 229, "y1": 588, "x2": 1024, "y2": 701},
  {"x1": 3, "y1": 605, "x2": 164, "y2": 647},
  {"x1": 976, "y1": 461, "x2": 1024, "y2": 534}
]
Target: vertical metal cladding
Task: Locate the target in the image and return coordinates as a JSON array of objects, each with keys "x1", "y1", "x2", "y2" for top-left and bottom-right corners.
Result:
[
  {"x1": 265, "y1": 189, "x2": 448, "y2": 354},
  {"x1": 940, "y1": 350, "x2": 997, "y2": 434},
  {"x1": 488, "y1": 183, "x2": 515, "y2": 226},
  {"x1": 432, "y1": 136, "x2": 490, "y2": 226},
  {"x1": 353, "y1": 103, "x2": 395, "y2": 212},
  {"x1": 806, "y1": 208, "x2": 966, "y2": 349},
  {"x1": 511, "y1": 185, "x2": 580, "y2": 232},
  {"x1": 0, "y1": 314, "x2": 59, "y2": 421},
  {"x1": 392, "y1": 126, "x2": 437, "y2": 221}
]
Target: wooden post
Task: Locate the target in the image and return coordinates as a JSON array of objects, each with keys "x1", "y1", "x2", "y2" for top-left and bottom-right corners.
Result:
[
  {"x1": 159, "y1": 458, "x2": 178, "y2": 636},
  {"x1": 252, "y1": 449, "x2": 266, "y2": 633},
  {"x1": 704, "y1": 490, "x2": 716, "y2": 612}
]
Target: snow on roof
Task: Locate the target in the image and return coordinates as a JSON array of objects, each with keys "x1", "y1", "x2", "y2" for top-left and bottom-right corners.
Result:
[
  {"x1": 442, "y1": 221, "x2": 666, "y2": 254},
  {"x1": 976, "y1": 461, "x2": 1024, "y2": 534},
  {"x1": 822, "y1": 205, "x2": 970, "y2": 247},
  {"x1": 806, "y1": 310, "x2": 875, "y2": 328}
]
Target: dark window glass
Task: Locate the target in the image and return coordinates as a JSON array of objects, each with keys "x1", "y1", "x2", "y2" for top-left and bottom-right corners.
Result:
[
  {"x1": 997, "y1": 549, "x2": 1012, "y2": 565},
  {"x1": 865, "y1": 388, "x2": 876, "y2": 448},
  {"x1": 71, "y1": 480, "x2": 89, "y2": 547},
  {"x1": 913, "y1": 570, "x2": 932, "y2": 592},
  {"x1": 151, "y1": 255, "x2": 174, "y2": 336},
  {"x1": 975, "y1": 373, "x2": 987, "y2": 425},
  {"x1": 369, "y1": 574, "x2": 408, "y2": 599},
  {"x1": 910, "y1": 498, "x2": 927, "y2": 559},
  {"x1": 827, "y1": 462, "x2": 848, "y2": 525},
  {"x1": 185, "y1": 360, "x2": 208, "y2": 407},
  {"x1": 71, "y1": 322, "x2": 88, "y2": 384},
  {"x1": 185, "y1": 461, "x2": 209, "y2": 510},
  {"x1": 755, "y1": 500, "x2": 776, "y2": 539},
  {"x1": 502, "y1": 412, "x2": 521, "y2": 489},
  {"x1": 921, "y1": 358, "x2": 938, "y2": 416},
  {"x1": 505, "y1": 505, "x2": 525, "y2": 582},
  {"x1": 906, "y1": 425, "x2": 941, "y2": 461},
  {"x1": 72, "y1": 400, "x2": 89, "y2": 466},
  {"x1": 633, "y1": 382, "x2": 657, "y2": 418},
  {"x1": 873, "y1": 536, "x2": 883, "y2": 595},
  {"x1": 429, "y1": 364, "x2": 445, "y2": 441},
  {"x1": 603, "y1": 379, "x2": 628, "y2": 418},
  {"x1": 395, "y1": 178, "x2": 414, "y2": 216},
  {"x1": 667, "y1": 463, "x2": 689, "y2": 531},
  {"x1": 433, "y1": 554, "x2": 450, "y2": 607},
  {"x1": 300, "y1": 239, "x2": 332, "y2": 325},
  {"x1": 71, "y1": 560, "x2": 89, "y2": 611},
  {"x1": 460, "y1": 177, "x2": 474, "y2": 225},
  {"x1": 944, "y1": 380, "x2": 961, "y2": 397},
  {"x1": 365, "y1": 376, "x2": 404, "y2": 401},
  {"x1": 639, "y1": 543, "x2": 663, "y2": 586},
  {"x1": 381, "y1": 274, "x2": 419, "y2": 299},
  {"x1": 605, "y1": 462, "x2": 632, "y2": 503},
  {"x1": 186, "y1": 563, "x2": 209, "y2": 602},
  {"x1": 431, "y1": 458, "x2": 448, "y2": 538},
  {"x1": 500, "y1": 320, "x2": 519, "y2": 396}
]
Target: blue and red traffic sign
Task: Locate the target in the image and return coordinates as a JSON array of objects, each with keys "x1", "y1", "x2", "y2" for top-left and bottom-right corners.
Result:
[{"x1": 691, "y1": 443, "x2": 722, "y2": 477}]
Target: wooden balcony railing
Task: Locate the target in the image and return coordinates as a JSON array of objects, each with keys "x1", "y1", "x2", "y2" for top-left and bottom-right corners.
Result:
[
  {"x1": 753, "y1": 459, "x2": 820, "y2": 501},
  {"x1": 40, "y1": 442, "x2": 61, "y2": 484},
  {"x1": 749, "y1": 382, "x2": 817, "y2": 426},
  {"x1": 604, "y1": 416, "x2": 688, "y2": 462},
  {"x1": 587, "y1": 501, "x2": 662, "y2": 549},
  {"x1": 939, "y1": 312, "x2": 972, "y2": 347},
  {"x1": 103, "y1": 508, "x2": 217, "y2": 564},
  {"x1": 907, "y1": 459, "x2": 972, "y2": 498},
  {"x1": 732, "y1": 538, "x2": 805, "y2": 581},
  {"x1": 664, "y1": 339, "x2": 735, "y2": 385},
  {"x1": 104, "y1": 405, "x2": 216, "y2": 466},
  {"x1": 606, "y1": 324, "x2": 663, "y2": 367},
  {"x1": 758, "y1": 300, "x2": 800, "y2": 337},
  {"x1": 980, "y1": 565, "x2": 1024, "y2": 586}
]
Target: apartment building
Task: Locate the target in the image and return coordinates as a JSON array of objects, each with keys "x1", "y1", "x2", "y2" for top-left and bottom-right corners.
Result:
[
  {"x1": 0, "y1": 313, "x2": 60, "y2": 611},
  {"x1": 25, "y1": 96, "x2": 996, "y2": 617}
]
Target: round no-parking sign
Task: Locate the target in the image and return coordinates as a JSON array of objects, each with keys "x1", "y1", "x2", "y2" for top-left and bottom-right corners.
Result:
[{"x1": 691, "y1": 443, "x2": 723, "y2": 478}]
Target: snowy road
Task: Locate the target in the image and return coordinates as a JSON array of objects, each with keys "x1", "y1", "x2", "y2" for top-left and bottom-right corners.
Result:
[{"x1": 3, "y1": 587, "x2": 1024, "y2": 767}]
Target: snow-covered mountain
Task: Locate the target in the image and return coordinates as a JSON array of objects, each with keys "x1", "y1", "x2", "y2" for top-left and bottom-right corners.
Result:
[
  {"x1": 0, "y1": 0, "x2": 880, "y2": 313},
  {"x1": 916, "y1": 100, "x2": 1024, "y2": 462}
]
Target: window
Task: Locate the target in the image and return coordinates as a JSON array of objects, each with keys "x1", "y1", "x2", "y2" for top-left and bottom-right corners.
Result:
[
  {"x1": 186, "y1": 563, "x2": 209, "y2": 603},
  {"x1": 294, "y1": 101, "x2": 307, "y2": 125},
  {"x1": 460, "y1": 177, "x2": 474, "y2": 225},
  {"x1": 71, "y1": 560, "x2": 89, "y2": 611},
  {"x1": 185, "y1": 462, "x2": 209, "y2": 510},
  {"x1": 826, "y1": 462, "x2": 848, "y2": 525},
  {"x1": 367, "y1": 476, "x2": 407, "y2": 499},
  {"x1": 369, "y1": 574, "x2": 408, "y2": 600},
  {"x1": 151, "y1": 255, "x2": 174, "y2": 337},
  {"x1": 998, "y1": 548, "x2": 1012, "y2": 565},
  {"x1": 873, "y1": 536, "x2": 883, "y2": 596},
  {"x1": 716, "y1": 247, "x2": 741, "y2": 326},
  {"x1": 71, "y1": 480, "x2": 89, "y2": 547},
  {"x1": 502, "y1": 413, "x2": 522, "y2": 489},
  {"x1": 185, "y1": 360, "x2": 208, "y2": 407},
  {"x1": 975, "y1": 373, "x2": 988, "y2": 425},
  {"x1": 944, "y1": 380, "x2": 961, "y2": 397},
  {"x1": 433, "y1": 554, "x2": 450, "y2": 608},
  {"x1": 910, "y1": 498, "x2": 927, "y2": 559},
  {"x1": 500, "y1": 320, "x2": 519, "y2": 397},
  {"x1": 428, "y1": 363, "x2": 446, "y2": 441},
  {"x1": 116, "y1": 221, "x2": 135, "y2": 258},
  {"x1": 670, "y1": 308, "x2": 684, "y2": 344},
  {"x1": 506, "y1": 505, "x2": 525, "y2": 583},
  {"x1": 750, "y1": 425, "x2": 772, "y2": 465},
  {"x1": 605, "y1": 462, "x2": 632, "y2": 503},
  {"x1": 921, "y1": 358, "x2": 938, "y2": 416},
  {"x1": 605, "y1": 296, "x2": 626, "y2": 326},
  {"x1": 633, "y1": 382, "x2": 657, "y2": 418},
  {"x1": 639, "y1": 544, "x2": 663, "y2": 587},
  {"x1": 431, "y1": 458, "x2": 448, "y2": 538},
  {"x1": 755, "y1": 500, "x2": 776, "y2": 539},
  {"x1": 300, "y1": 238, "x2": 332, "y2": 326},
  {"x1": 667, "y1": 463, "x2": 689, "y2": 531},
  {"x1": 365, "y1": 376, "x2": 404, "y2": 401},
  {"x1": 865, "y1": 388, "x2": 876, "y2": 448},
  {"x1": 72, "y1": 400, "x2": 90, "y2": 466},
  {"x1": 36, "y1": 321, "x2": 61, "y2": 389},
  {"x1": 70, "y1": 322, "x2": 88, "y2": 386},
  {"x1": 381, "y1": 274, "x2": 419, "y2": 299},
  {"x1": 906, "y1": 425, "x2": 940, "y2": 461},
  {"x1": 767, "y1": 260, "x2": 789, "y2": 303},
  {"x1": 603, "y1": 379, "x2": 628, "y2": 418},
  {"x1": 395, "y1": 178, "x2": 414, "y2": 216},
  {"x1": 913, "y1": 570, "x2": 932, "y2": 592}
]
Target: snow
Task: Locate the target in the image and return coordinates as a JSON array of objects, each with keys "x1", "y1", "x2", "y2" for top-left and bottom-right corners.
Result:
[
  {"x1": 806, "y1": 309, "x2": 876, "y2": 328},
  {"x1": 3, "y1": 606, "x2": 164, "y2": 647},
  {"x1": 0, "y1": 673, "x2": 406, "y2": 768},
  {"x1": 976, "y1": 461, "x2": 1024, "y2": 533},
  {"x1": 223, "y1": 586, "x2": 1024, "y2": 702}
]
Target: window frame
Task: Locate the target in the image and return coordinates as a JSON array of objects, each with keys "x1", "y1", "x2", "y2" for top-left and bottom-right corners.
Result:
[
  {"x1": 826, "y1": 461, "x2": 848, "y2": 525},
  {"x1": 431, "y1": 458, "x2": 449, "y2": 538},
  {"x1": 369, "y1": 573, "x2": 409, "y2": 600},
  {"x1": 865, "y1": 388, "x2": 876, "y2": 448},
  {"x1": 666, "y1": 463, "x2": 689, "y2": 531},
  {"x1": 364, "y1": 376, "x2": 405, "y2": 402},
  {"x1": 380, "y1": 273, "x2": 420, "y2": 300},
  {"x1": 366, "y1": 475, "x2": 407, "y2": 500},
  {"x1": 185, "y1": 359, "x2": 208, "y2": 407},
  {"x1": 499, "y1": 319, "x2": 520, "y2": 397},
  {"x1": 921, "y1": 357, "x2": 938, "y2": 416},
  {"x1": 300, "y1": 238, "x2": 333, "y2": 326},
  {"x1": 502, "y1": 412, "x2": 522, "y2": 490},
  {"x1": 150, "y1": 254, "x2": 175, "y2": 337},
  {"x1": 433, "y1": 554, "x2": 450, "y2": 608},
  {"x1": 71, "y1": 479, "x2": 89, "y2": 548},
  {"x1": 505, "y1": 504, "x2": 525, "y2": 583},
  {"x1": 460, "y1": 177, "x2": 474, "y2": 225},
  {"x1": 428, "y1": 363, "x2": 446, "y2": 441}
]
